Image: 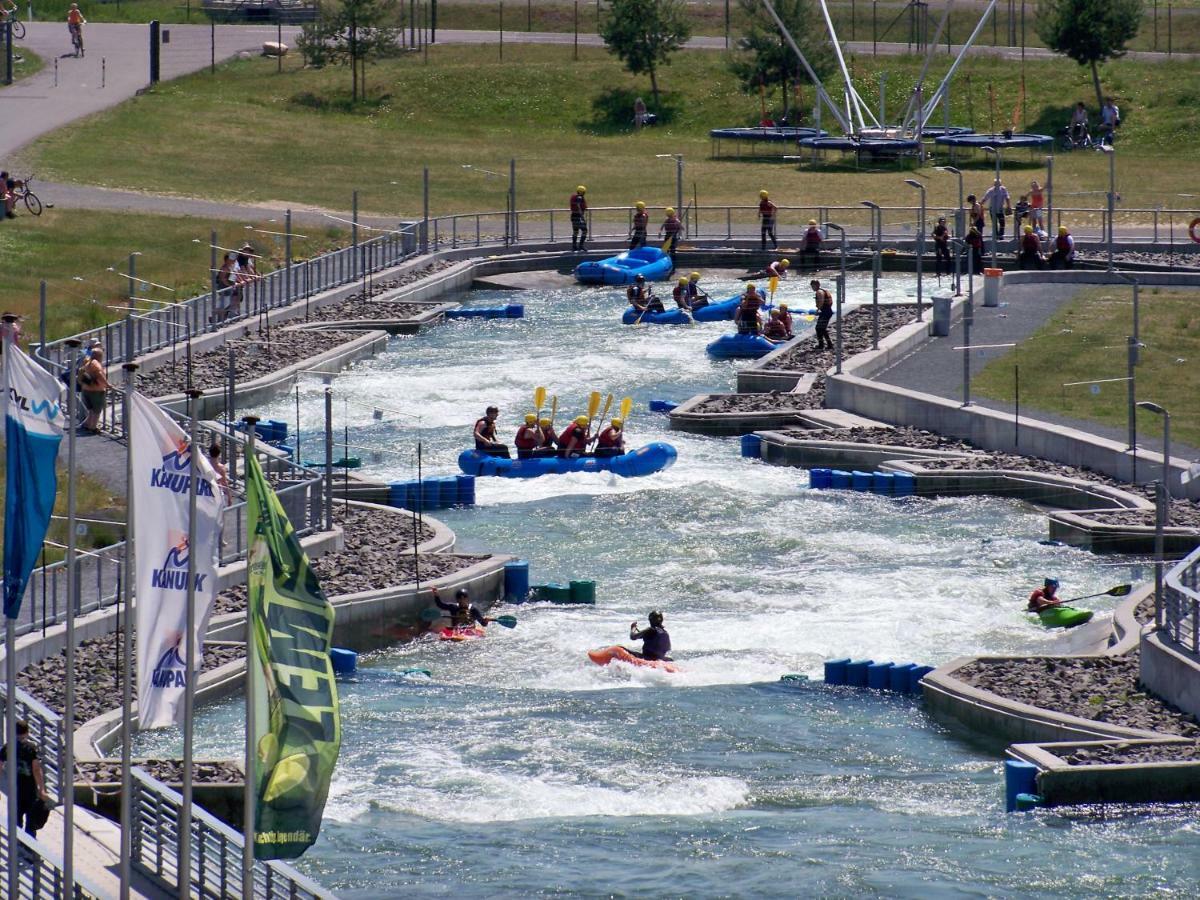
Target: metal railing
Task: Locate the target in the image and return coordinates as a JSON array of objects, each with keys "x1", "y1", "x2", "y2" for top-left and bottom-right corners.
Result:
[
  {"x1": 0, "y1": 687, "x2": 66, "y2": 803},
  {"x1": 1163, "y1": 543, "x2": 1200, "y2": 655},
  {"x1": 0, "y1": 826, "x2": 109, "y2": 899},
  {"x1": 130, "y1": 768, "x2": 334, "y2": 900}
]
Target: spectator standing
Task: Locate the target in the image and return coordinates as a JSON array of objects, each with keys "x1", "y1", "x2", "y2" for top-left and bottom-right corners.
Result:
[
  {"x1": 0, "y1": 721, "x2": 50, "y2": 842},
  {"x1": 659, "y1": 207, "x2": 682, "y2": 263},
  {"x1": 2, "y1": 172, "x2": 16, "y2": 219},
  {"x1": 982, "y1": 178, "x2": 1011, "y2": 241},
  {"x1": 967, "y1": 194, "x2": 984, "y2": 234},
  {"x1": 78, "y1": 345, "x2": 109, "y2": 433},
  {"x1": 1069, "y1": 102, "x2": 1089, "y2": 144},
  {"x1": 0, "y1": 312, "x2": 22, "y2": 351},
  {"x1": 812, "y1": 279, "x2": 834, "y2": 350},
  {"x1": 215, "y1": 252, "x2": 236, "y2": 322},
  {"x1": 569, "y1": 186, "x2": 588, "y2": 252},
  {"x1": 966, "y1": 227, "x2": 984, "y2": 274},
  {"x1": 629, "y1": 201, "x2": 648, "y2": 249},
  {"x1": 232, "y1": 244, "x2": 258, "y2": 318},
  {"x1": 757, "y1": 190, "x2": 778, "y2": 250},
  {"x1": 633, "y1": 97, "x2": 648, "y2": 129},
  {"x1": 1029, "y1": 181, "x2": 1046, "y2": 229},
  {"x1": 1100, "y1": 97, "x2": 1121, "y2": 145},
  {"x1": 932, "y1": 217, "x2": 951, "y2": 277}
]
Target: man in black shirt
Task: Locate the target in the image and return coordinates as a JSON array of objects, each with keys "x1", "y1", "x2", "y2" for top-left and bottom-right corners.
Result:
[
  {"x1": 629, "y1": 611, "x2": 672, "y2": 661},
  {"x1": 1, "y1": 720, "x2": 49, "y2": 838}
]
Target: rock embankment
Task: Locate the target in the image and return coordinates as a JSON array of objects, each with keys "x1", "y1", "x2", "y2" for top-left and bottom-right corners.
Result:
[
  {"x1": 137, "y1": 328, "x2": 361, "y2": 398},
  {"x1": 78, "y1": 760, "x2": 244, "y2": 784},
  {"x1": 691, "y1": 390, "x2": 824, "y2": 414},
  {"x1": 762, "y1": 305, "x2": 918, "y2": 371},
  {"x1": 1060, "y1": 741, "x2": 1200, "y2": 766},
  {"x1": 956, "y1": 654, "x2": 1200, "y2": 738}
]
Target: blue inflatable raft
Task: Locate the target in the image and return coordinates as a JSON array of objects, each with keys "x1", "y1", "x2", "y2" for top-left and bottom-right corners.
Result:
[
  {"x1": 458, "y1": 442, "x2": 678, "y2": 478},
  {"x1": 706, "y1": 334, "x2": 780, "y2": 359},
  {"x1": 620, "y1": 306, "x2": 691, "y2": 325},
  {"x1": 690, "y1": 294, "x2": 741, "y2": 322},
  {"x1": 574, "y1": 247, "x2": 674, "y2": 285}
]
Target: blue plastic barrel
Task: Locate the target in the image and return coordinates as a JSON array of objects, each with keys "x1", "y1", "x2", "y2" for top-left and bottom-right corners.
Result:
[
  {"x1": 329, "y1": 647, "x2": 357, "y2": 675},
  {"x1": 866, "y1": 661, "x2": 894, "y2": 689},
  {"x1": 741, "y1": 434, "x2": 763, "y2": 458},
  {"x1": 823, "y1": 658, "x2": 851, "y2": 685},
  {"x1": 810, "y1": 468, "x2": 832, "y2": 489},
  {"x1": 421, "y1": 478, "x2": 441, "y2": 511},
  {"x1": 888, "y1": 663, "x2": 916, "y2": 692},
  {"x1": 649, "y1": 400, "x2": 678, "y2": 413},
  {"x1": 405, "y1": 481, "x2": 423, "y2": 512},
  {"x1": 437, "y1": 476, "x2": 458, "y2": 508},
  {"x1": 893, "y1": 471, "x2": 916, "y2": 495},
  {"x1": 505, "y1": 304, "x2": 524, "y2": 318},
  {"x1": 456, "y1": 474, "x2": 476, "y2": 506},
  {"x1": 1005, "y1": 760, "x2": 1040, "y2": 812},
  {"x1": 851, "y1": 471, "x2": 873, "y2": 491},
  {"x1": 830, "y1": 470, "x2": 852, "y2": 489},
  {"x1": 873, "y1": 472, "x2": 895, "y2": 494},
  {"x1": 907, "y1": 664, "x2": 934, "y2": 693},
  {"x1": 388, "y1": 481, "x2": 407, "y2": 508},
  {"x1": 504, "y1": 560, "x2": 530, "y2": 603},
  {"x1": 845, "y1": 659, "x2": 872, "y2": 687}
]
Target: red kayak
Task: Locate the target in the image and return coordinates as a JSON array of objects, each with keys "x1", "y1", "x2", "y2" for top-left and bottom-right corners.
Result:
[
  {"x1": 439, "y1": 626, "x2": 486, "y2": 642},
  {"x1": 587, "y1": 645, "x2": 679, "y2": 673}
]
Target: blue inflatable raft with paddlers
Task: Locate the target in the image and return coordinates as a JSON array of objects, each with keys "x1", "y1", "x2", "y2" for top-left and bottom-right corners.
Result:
[
  {"x1": 574, "y1": 247, "x2": 674, "y2": 285},
  {"x1": 706, "y1": 333, "x2": 779, "y2": 359},
  {"x1": 620, "y1": 306, "x2": 692, "y2": 325},
  {"x1": 458, "y1": 442, "x2": 678, "y2": 478}
]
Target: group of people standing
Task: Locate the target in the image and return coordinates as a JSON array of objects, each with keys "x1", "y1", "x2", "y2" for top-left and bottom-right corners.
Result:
[
  {"x1": 475, "y1": 406, "x2": 627, "y2": 460},
  {"x1": 213, "y1": 244, "x2": 260, "y2": 322}
]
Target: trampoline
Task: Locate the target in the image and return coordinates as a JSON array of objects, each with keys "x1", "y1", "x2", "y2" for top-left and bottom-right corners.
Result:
[
  {"x1": 709, "y1": 126, "x2": 829, "y2": 159},
  {"x1": 935, "y1": 131, "x2": 1054, "y2": 164},
  {"x1": 919, "y1": 126, "x2": 976, "y2": 138},
  {"x1": 795, "y1": 135, "x2": 922, "y2": 168}
]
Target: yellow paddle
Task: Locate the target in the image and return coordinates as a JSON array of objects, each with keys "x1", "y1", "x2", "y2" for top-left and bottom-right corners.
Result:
[
  {"x1": 585, "y1": 391, "x2": 602, "y2": 435},
  {"x1": 768, "y1": 274, "x2": 779, "y2": 303},
  {"x1": 597, "y1": 393, "x2": 613, "y2": 431},
  {"x1": 661, "y1": 236, "x2": 673, "y2": 253},
  {"x1": 549, "y1": 395, "x2": 558, "y2": 426},
  {"x1": 534, "y1": 386, "x2": 546, "y2": 419},
  {"x1": 619, "y1": 396, "x2": 633, "y2": 422}
]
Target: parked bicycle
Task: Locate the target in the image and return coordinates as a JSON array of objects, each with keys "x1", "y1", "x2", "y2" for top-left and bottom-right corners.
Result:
[
  {"x1": 12, "y1": 175, "x2": 43, "y2": 216},
  {"x1": 0, "y1": 2, "x2": 24, "y2": 40}
]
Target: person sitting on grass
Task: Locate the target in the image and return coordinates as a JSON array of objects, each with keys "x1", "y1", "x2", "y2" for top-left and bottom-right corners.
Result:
[{"x1": 1027, "y1": 578, "x2": 1063, "y2": 612}]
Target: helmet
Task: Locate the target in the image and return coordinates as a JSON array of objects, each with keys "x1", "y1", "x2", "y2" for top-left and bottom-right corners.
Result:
[
  {"x1": 770, "y1": 309, "x2": 781, "y2": 318},
  {"x1": 1024, "y1": 225, "x2": 1034, "y2": 233},
  {"x1": 455, "y1": 588, "x2": 470, "y2": 599},
  {"x1": 808, "y1": 219, "x2": 817, "y2": 226},
  {"x1": 689, "y1": 272, "x2": 700, "y2": 281},
  {"x1": 938, "y1": 216, "x2": 947, "y2": 222},
  {"x1": 525, "y1": 413, "x2": 537, "y2": 424},
  {"x1": 574, "y1": 415, "x2": 588, "y2": 426},
  {"x1": 666, "y1": 207, "x2": 676, "y2": 215},
  {"x1": 611, "y1": 418, "x2": 623, "y2": 428},
  {"x1": 577, "y1": 185, "x2": 587, "y2": 194},
  {"x1": 648, "y1": 610, "x2": 664, "y2": 626},
  {"x1": 539, "y1": 417, "x2": 551, "y2": 427},
  {"x1": 780, "y1": 258, "x2": 790, "y2": 267},
  {"x1": 635, "y1": 274, "x2": 645, "y2": 282},
  {"x1": 635, "y1": 200, "x2": 645, "y2": 209},
  {"x1": 679, "y1": 277, "x2": 688, "y2": 286},
  {"x1": 746, "y1": 284, "x2": 757, "y2": 292},
  {"x1": 759, "y1": 190, "x2": 769, "y2": 199},
  {"x1": 1059, "y1": 226, "x2": 1069, "y2": 235},
  {"x1": 1044, "y1": 577, "x2": 1059, "y2": 590},
  {"x1": 778, "y1": 302, "x2": 789, "y2": 310}
]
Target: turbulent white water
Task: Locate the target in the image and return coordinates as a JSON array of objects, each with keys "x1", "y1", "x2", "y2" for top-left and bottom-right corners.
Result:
[{"x1": 134, "y1": 274, "x2": 1194, "y2": 898}]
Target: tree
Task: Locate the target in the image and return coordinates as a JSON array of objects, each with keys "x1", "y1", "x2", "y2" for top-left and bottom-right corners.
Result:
[
  {"x1": 729, "y1": 0, "x2": 834, "y2": 122},
  {"x1": 1036, "y1": 0, "x2": 1143, "y2": 109},
  {"x1": 600, "y1": 0, "x2": 691, "y2": 108},
  {"x1": 298, "y1": 0, "x2": 402, "y2": 103}
]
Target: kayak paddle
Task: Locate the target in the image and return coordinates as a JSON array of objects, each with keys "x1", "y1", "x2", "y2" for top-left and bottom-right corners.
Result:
[
  {"x1": 1065, "y1": 583, "x2": 1132, "y2": 603},
  {"x1": 619, "y1": 396, "x2": 633, "y2": 423},
  {"x1": 492, "y1": 615, "x2": 517, "y2": 629},
  {"x1": 549, "y1": 395, "x2": 558, "y2": 426},
  {"x1": 595, "y1": 394, "x2": 613, "y2": 440},
  {"x1": 420, "y1": 607, "x2": 517, "y2": 628},
  {"x1": 585, "y1": 390, "x2": 602, "y2": 435},
  {"x1": 534, "y1": 386, "x2": 546, "y2": 419},
  {"x1": 768, "y1": 274, "x2": 779, "y2": 302}
]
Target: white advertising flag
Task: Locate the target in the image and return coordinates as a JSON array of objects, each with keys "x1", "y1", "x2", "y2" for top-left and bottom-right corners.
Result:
[{"x1": 130, "y1": 392, "x2": 226, "y2": 729}]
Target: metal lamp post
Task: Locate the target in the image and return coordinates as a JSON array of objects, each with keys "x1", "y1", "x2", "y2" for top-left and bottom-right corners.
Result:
[
  {"x1": 1102, "y1": 144, "x2": 1117, "y2": 272},
  {"x1": 824, "y1": 223, "x2": 847, "y2": 375},
  {"x1": 1138, "y1": 401, "x2": 1172, "y2": 523},
  {"x1": 905, "y1": 178, "x2": 926, "y2": 321},
  {"x1": 936, "y1": 165, "x2": 965, "y2": 240},
  {"x1": 655, "y1": 154, "x2": 685, "y2": 232},
  {"x1": 861, "y1": 201, "x2": 882, "y2": 346}
]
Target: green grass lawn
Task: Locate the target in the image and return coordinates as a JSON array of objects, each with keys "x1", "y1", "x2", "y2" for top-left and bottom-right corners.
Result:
[
  {"x1": 973, "y1": 287, "x2": 1200, "y2": 449},
  {"x1": 0, "y1": 45, "x2": 43, "y2": 86},
  {"x1": 0, "y1": 208, "x2": 347, "y2": 340},
  {"x1": 22, "y1": 43, "x2": 1200, "y2": 222}
]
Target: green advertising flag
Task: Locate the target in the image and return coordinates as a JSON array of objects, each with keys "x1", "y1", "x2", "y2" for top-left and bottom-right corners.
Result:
[{"x1": 245, "y1": 450, "x2": 341, "y2": 859}]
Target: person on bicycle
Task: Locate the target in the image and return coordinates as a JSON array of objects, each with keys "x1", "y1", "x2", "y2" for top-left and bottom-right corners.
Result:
[
  {"x1": 67, "y1": 4, "x2": 86, "y2": 57},
  {"x1": 0, "y1": 1, "x2": 17, "y2": 26},
  {"x1": 1068, "y1": 102, "x2": 1088, "y2": 146}
]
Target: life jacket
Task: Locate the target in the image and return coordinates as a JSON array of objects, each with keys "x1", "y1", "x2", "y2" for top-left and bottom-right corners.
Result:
[
  {"x1": 597, "y1": 426, "x2": 622, "y2": 448},
  {"x1": 672, "y1": 284, "x2": 688, "y2": 307},
  {"x1": 633, "y1": 210, "x2": 649, "y2": 230},
  {"x1": 514, "y1": 425, "x2": 539, "y2": 450},
  {"x1": 1021, "y1": 233, "x2": 1040, "y2": 253},
  {"x1": 662, "y1": 215, "x2": 682, "y2": 235},
  {"x1": 558, "y1": 423, "x2": 588, "y2": 450},
  {"x1": 570, "y1": 193, "x2": 587, "y2": 216},
  {"x1": 687, "y1": 282, "x2": 700, "y2": 300},
  {"x1": 627, "y1": 284, "x2": 647, "y2": 303},
  {"x1": 539, "y1": 427, "x2": 557, "y2": 447},
  {"x1": 639, "y1": 626, "x2": 671, "y2": 660},
  {"x1": 474, "y1": 417, "x2": 496, "y2": 449},
  {"x1": 740, "y1": 292, "x2": 763, "y2": 312},
  {"x1": 933, "y1": 225, "x2": 949, "y2": 243},
  {"x1": 804, "y1": 227, "x2": 822, "y2": 247},
  {"x1": 764, "y1": 319, "x2": 787, "y2": 339},
  {"x1": 1056, "y1": 234, "x2": 1072, "y2": 252},
  {"x1": 758, "y1": 199, "x2": 777, "y2": 219}
]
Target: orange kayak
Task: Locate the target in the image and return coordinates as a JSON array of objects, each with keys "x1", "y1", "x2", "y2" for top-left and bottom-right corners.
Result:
[
  {"x1": 439, "y1": 626, "x2": 486, "y2": 642},
  {"x1": 587, "y1": 645, "x2": 679, "y2": 673}
]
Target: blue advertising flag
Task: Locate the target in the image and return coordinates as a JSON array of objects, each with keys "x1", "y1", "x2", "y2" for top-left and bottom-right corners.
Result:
[{"x1": 2, "y1": 343, "x2": 65, "y2": 619}]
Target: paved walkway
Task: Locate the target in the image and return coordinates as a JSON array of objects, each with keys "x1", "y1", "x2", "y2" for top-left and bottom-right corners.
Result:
[{"x1": 872, "y1": 279, "x2": 1200, "y2": 460}]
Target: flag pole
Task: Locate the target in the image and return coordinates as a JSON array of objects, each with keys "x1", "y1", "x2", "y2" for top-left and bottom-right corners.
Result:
[
  {"x1": 119, "y1": 363, "x2": 139, "y2": 900},
  {"x1": 179, "y1": 388, "x2": 203, "y2": 899},
  {"x1": 63, "y1": 338, "x2": 82, "y2": 893},
  {"x1": 3, "y1": 337, "x2": 18, "y2": 900},
  {"x1": 242, "y1": 414, "x2": 260, "y2": 899}
]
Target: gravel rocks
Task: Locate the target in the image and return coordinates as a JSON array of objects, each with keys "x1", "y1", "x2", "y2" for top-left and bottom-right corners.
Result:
[
  {"x1": 213, "y1": 503, "x2": 481, "y2": 615},
  {"x1": 956, "y1": 653, "x2": 1200, "y2": 737},
  {"x1": 137, "y1": 328, "x2": 361, "y2": 398},
  {"x1": 304, "y1": 299, "x2": 433, "y2": 324},
  {"x1": 1060, "y1": 741, "x2": 1200, "y2": 766},
  {"x1": 17, "y1": 635, "x2": 244, "y2": 723},
  {"x1": 1073, "y1": 249, "x2": 1200, "y2": 269},
  {"x1": 691, "y1": 387, "x2": 826, "y2": 413},
  {"x1": 1083, "y1": 507, "x2": 1200, "y2": 530},
  {"x1": 78, "y1": 760, "x2": 244, "y2": 784},
  {"x1": 780, "y1": 425, "x2": 975, "y2": 452},
  {"x1": 763, "y1": 305, "x2": 918, "y2": 371}
]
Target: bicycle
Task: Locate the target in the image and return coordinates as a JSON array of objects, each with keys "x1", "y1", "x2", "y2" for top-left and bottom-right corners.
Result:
[
  {"x1": 12, "y1": 175, "x2": 43, "y2": 216},
  {"x1": 69, "y1": 23, "x2": 83, "y2": 57},
  {"x1": 1, "y1": 15, "x2": 25, "y2": 40}
]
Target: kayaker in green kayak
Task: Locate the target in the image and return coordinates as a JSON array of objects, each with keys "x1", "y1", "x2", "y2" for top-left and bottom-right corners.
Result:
[{"x1": 1026, "y1": 578, "x2": 1062, "y2": 612}]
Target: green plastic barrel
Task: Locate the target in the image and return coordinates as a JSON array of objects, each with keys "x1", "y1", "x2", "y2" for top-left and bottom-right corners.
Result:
[{"x1": 569, "y1": 580, "x2": 596, "y2": 605}]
